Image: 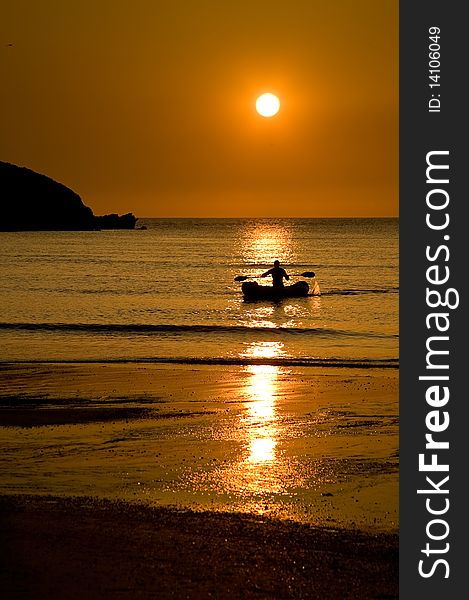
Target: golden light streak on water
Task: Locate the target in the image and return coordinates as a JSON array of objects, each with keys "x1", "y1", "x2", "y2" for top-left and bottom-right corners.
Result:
[
  {"x1": 237, "y1": 344, "x2": 282, "y2": 486},
  {"x1": 239, "y1": 222, "x2": 294, "y2": 267},
  {"x1": 248, "y1": 435, "x2": 276, "y2": 464}
]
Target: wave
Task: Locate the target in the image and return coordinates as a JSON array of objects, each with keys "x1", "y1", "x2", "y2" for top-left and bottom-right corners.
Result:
[
  {"x1": 229, "y1": 263, "x2": 397, "y2": 270},
  {"x1": 0, "y1": 322, "x2": 398, "y2": 339},
  {"x1": 322, "y1": 287, "x2": 399, "y2": 296},
  {"x1": 20, "y1": 286, "x2": 397, "y2": 299},
  {"x1": 0, "y1": 356, "x2": 399, "y2": 369}
]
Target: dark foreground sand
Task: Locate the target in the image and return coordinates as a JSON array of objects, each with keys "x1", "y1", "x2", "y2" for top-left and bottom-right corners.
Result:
[{"x1": 0, "y1": 494, "x2": 397, "y2": 600}]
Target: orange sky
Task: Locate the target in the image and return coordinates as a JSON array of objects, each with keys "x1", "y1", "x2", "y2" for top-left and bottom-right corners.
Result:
[{"x1": 0, "y1": 1, "x2": 398, "y2": 217}]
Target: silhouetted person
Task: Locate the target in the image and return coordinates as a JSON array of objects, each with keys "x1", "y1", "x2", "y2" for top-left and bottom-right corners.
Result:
[{"x1": 261, "y1": 260, "x2": 290, "y2": 289}]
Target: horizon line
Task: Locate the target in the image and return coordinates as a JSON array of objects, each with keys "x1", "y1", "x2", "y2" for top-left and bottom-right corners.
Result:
[{"x1": 135, "y1": 215, "x2": 399, "y2": 220}]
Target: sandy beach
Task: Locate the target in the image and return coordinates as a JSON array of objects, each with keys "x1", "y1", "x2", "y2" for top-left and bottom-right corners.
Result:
[
  {"x1": 0, "y1": 494, "x2": 397, "y2": 599},
  {"x1": 0, "y1": 362, "x2": 398, "y2": 597}
]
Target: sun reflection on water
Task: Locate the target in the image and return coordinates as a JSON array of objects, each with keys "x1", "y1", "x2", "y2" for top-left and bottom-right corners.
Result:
[
  {"x1": 233, "y1": 342, "x2": 284, "y2": 489},
  {"x1": 239, "y1": 222, "x2": 294, "y2": 266},
  {"x1": 179, "y1": 341, "x2": 310, "y2": 506},
  {"x1": 244, "y1": 363, "x2": 279, "y2": 466},
  {"x1": 248, "y1": 436, "x2": 276, "y2": 463}
]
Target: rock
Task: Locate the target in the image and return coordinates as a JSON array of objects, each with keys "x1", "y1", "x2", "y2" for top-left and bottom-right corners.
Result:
[
  {"x1": 0, "y1": 162, "x2": 137, "y2": 231},
  {"x1": 94, "y1": 212, "x2": 137, "y2": 230},
  {"x1": 0, "y1": 161, "x2": 95, "y2": 231}
]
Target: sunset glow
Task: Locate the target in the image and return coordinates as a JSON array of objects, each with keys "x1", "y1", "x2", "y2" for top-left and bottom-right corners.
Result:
[{"x1": 0, "y1": 1, "x2": 398, "y2": 217}]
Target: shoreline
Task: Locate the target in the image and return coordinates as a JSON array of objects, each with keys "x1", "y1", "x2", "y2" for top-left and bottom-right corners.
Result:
[
  {"x1": 0, "y1": 493, "x2": 398, "y2": 599},
  {"x1": 0, "y1": 356, "x2": 399, "y2": 368}
]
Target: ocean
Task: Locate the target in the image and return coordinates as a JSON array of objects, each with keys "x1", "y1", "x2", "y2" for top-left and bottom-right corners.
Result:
[{"x1": 0, "y1": 218, "x2": 398, "y2": 367}]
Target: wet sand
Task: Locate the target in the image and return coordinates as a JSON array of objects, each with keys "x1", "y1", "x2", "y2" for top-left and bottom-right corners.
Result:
[{"x1": 0, "y1": 362, "x2": 398, "y2": 597}]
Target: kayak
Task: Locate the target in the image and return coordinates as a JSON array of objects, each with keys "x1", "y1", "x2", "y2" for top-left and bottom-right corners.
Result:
[{"x1": 241, "y1": 280, "x2": 309, "y2": 301}]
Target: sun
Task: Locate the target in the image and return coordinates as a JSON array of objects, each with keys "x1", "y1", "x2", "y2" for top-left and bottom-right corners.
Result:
[{"x1": 255, "y1": 93, "x2": 280, "y2": 117}]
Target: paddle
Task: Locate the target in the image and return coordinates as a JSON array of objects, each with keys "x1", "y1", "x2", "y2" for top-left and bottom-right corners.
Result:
[{"x1": 234, "y1": 271, "x2": 316, "y2": 282}]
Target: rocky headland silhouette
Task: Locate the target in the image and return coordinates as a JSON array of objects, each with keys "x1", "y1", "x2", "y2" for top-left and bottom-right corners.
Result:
[{"x1": 0, "y1": 162, "x2": 137, "y2": 231}]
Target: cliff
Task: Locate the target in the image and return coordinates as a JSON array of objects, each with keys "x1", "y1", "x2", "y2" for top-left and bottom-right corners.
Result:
[{"x1": 0, "y1": 162, "x2": 137, "y2": 231}]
